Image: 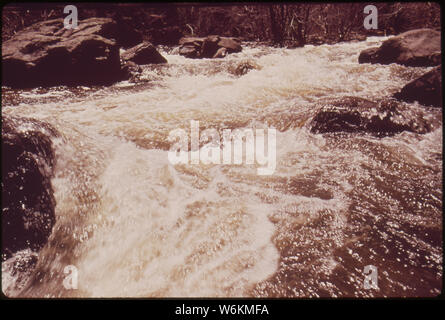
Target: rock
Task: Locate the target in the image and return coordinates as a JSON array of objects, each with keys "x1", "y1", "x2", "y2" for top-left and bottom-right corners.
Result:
[
  {"x1": 201, "y1": 35, "x2": 221, "y2": 58},
  {"x1": 213, "y1": 47, "x2": 228, "y2": 59},
  {"x1": 358, "y1": 29, "x2": 441, "y2": 67},
  {"x1": 394, "y1": 65, "x2": 442, "y2": 108},
  {"x1": 229, "y1": 60, "x2": 261, "y2": 76},
  {"x1": 358, "y1": 47, "x2": 380, "y2": 64},
  {"x1": 121, "y1": 42, "x2": 167, "y2": 65},
  {"x1": 179, "y1": 37, "x2": 204, "y2": 45},
  {"x1": 120, "y1": 61, "x2": 142, "y2": 82},
  {"x1": 310, "y1": 96, "x2": 433, "y2": 137},
  {"x1": 178, "y1": 35, "x2": 242, "y2": 59},
  {"x1": 2, "y1": 18, "x2": 132, "y2": 88},
  {"x1": 2, "y1": 116, "x2": 58, "y2": 259},
  {"x1": 179, "y1": 45, "x2": 200, "y2": 58},
  {"x1": 217, "y1": 37, "x2": 242, "y2": 53}
]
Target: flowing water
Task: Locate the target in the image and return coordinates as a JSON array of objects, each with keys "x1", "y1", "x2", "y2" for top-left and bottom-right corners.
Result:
[{"x1": 1, "y1": 37, "x2": 442, "y2": 297}]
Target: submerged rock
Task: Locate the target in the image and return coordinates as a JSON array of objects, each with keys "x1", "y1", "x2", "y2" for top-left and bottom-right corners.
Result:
[
  {"x1": 358, "y1": 29, "x2": 441, "y2": 67},
  {"x1": 2, "y1": 116, "x2": 58, "y2": 259},
  {"x1": 2, "y1": 18, "x2": 135, "y2": 88},
  {"x1": 121, "y1": 41, "x2": 167, "y2": 65},
  {"x1": 217, "y1": 37, "x2": 242, "y2": 53},
  {"x1": 120, "y1": 61, "x2": 143, "y2": 82},
  {"x1": 310, "y1": 96, "x2": 433, "y2": 136},
  {"x1": 213, "y1": 47, "x2": 228, "y2": 59},
  {"x1": 229, "y1": 60, "x2": 261, "y2": 76},
  {"x1": 178, "y1": 35, "x2": 242, "y2": 59},
  {"x1": 394, "y1": 65, "x2": 442, "y2": 108}
]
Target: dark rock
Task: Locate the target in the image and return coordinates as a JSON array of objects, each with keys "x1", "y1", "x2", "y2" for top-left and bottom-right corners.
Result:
[
  {"x1": 358, "y1": 47, "x2": 380, "y2": 64},
  {"x1": 178, "y1": 37, "x2": 204, "y2": 59},
  {"x1": 394, "y1": 65, "x2": 442, "y2": 108},
  {"x1": 213, "y1": 47, "x2": 228, "y2": 59},
  {"x1": 201, "y1": 35, "x2": 221, "y2": 58},
  {"x1": 358, "y1": 29, "x2": 441, "y2": 67},
  {"x1": 178, "y1": 35, "x2": 242, "y2": 59},
  {"x1": 2, "y1": 116, "x2": 58, "y2": 260},
  {"x1": 229, "y1": 60, "x2": 261, "y2": 76},
  {"x1": 2, "y1": 18, "x2": 131, "y2": 88},
  {"x1": 121, "y1": 42, "x2": 167, "y2": 65},
  {"x1": 179, "y1": 45, "x2": 199, "y2": 59},
  {"x1": 120, "y1": 61, "x2": 142, "y2": 82},
  {"x1": 179, "y1": 37, "x2": 205, "y2": 46},
  {"x1": 310, "y1": 96, "x2": 433, "y2": 137},
  {"x1": 217, "y1": 37, "x2": 242, "y2": 53}
]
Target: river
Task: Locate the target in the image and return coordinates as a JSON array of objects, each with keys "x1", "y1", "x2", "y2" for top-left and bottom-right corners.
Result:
[{"x1": 1, "y1": 36, "x2": 442, "y2": 297}]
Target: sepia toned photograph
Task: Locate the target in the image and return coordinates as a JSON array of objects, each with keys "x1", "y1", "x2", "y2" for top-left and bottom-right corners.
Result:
[{"x1": 1, "y1": 2, "x2": 442, "y2": 302}]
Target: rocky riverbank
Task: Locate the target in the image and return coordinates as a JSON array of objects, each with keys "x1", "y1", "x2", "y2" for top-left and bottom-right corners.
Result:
[
  {"x1": 3, "y1": 15, "x2": 442, "y2": 110},
  {"x1": 2, "y1": 17, "x2": 247, "y2": 88}
]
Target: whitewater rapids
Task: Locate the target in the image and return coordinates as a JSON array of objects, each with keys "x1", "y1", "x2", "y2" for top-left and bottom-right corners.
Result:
[{"x1": 2, "y1": 37, "x2": 442, "y2": 297}]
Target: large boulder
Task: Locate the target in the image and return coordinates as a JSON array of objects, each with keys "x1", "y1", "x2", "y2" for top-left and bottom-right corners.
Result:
[
  {"x1": 358, "y1": 29, "x2": 441, "y2": 67},
  {"x1": 178, "y1": 35, "x2": 242, "y2": 59},
  {"x1": 121, "y1": 41, "x2": 167, "y2": 65},
  {"x1": 178, "y1": 37, "x2": 205, "y2": 46},
  {"x1": 178, "y1": 37, "x2": 207, "y2": 59},
  {"x1": 179, "y1": 45, "x2": 201, "y2": 59},
  {"x1": 2, "y1": 116, "x2": 58, "y2": 259},
  {"x1": 310, "y1": 97, "x2": 433, "y2": 137},
  {"x1": 358, "y1": 47, "x2": 380, "y2": 64},
  {"x1": 217, "y1": 37, "x2": 242, "y2": 53},
  {"x1": 2, "y1": 18, "x2": 134, "y2": 88},
  {"x1": 213, "y1": 47, "x2": 228, "y2": 59},
  {"x1": 201, "y1": 35, "x2": 221, "y2": 58},
  {"x1": 394, "y1": 65, "x2": 442, "y2": 108}
]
